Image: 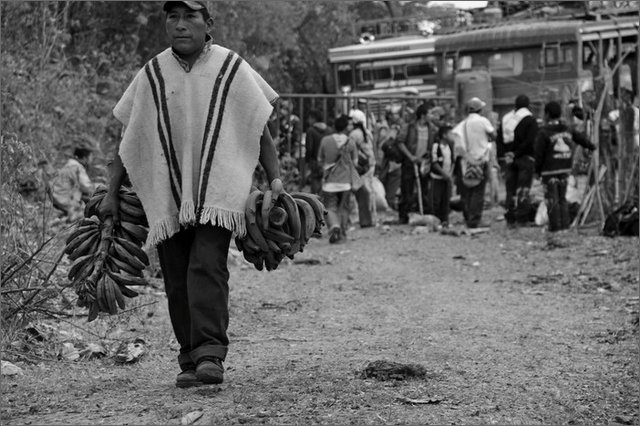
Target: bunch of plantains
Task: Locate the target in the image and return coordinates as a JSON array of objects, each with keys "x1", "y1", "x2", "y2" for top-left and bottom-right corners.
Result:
[
  {"x1": 236, "y1": 189, "x2": 327, "y2": 271},
  {"x1": 66, "y1": 186, "x2": 149, "y2": 322}
]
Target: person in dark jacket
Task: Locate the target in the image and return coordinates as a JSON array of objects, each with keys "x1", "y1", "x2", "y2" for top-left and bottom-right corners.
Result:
[
  {"x1": 498, "y1": 94, "x2": 539, "y2": 226},
  {"x1": 305, "y1": 109, "x2": 332, "y2": 194},
  {"x1": 534, "y1": 101, "x2": 596, "y2": 232},
  {"x1": 396, "y1": 103, "x2": 431, "y2": 224}
]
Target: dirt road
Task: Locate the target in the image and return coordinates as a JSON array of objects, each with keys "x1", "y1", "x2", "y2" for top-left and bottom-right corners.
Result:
[{"x1": 2, "y1": 207, "x2": 638, "y2": 425}]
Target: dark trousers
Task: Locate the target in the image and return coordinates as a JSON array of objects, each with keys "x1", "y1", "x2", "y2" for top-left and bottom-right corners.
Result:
[
  {"x1": 157, "y1": 225, "x2": 232, "y2": 371},
  {"x1": 430, "y1": 178, "x2": 451, "y2": 224},
  {"x1": 399, "y1": 161, "x2": 429, "y2": 222},
  {"x1": 543, "y1": 175, "x2": 570, "y2": 232},
  {"x1": 461, "y1": 163, "x2": 488, "y2": 228},
  {"x1": 505, "y1": 156, "x2": 535, "y2": 224},
  {"x1": 355, "y1": 184, "x2": 373, "y2": 227},
  {"x1": 307, "y1": 160, "x2": 323, "y2": 195}
]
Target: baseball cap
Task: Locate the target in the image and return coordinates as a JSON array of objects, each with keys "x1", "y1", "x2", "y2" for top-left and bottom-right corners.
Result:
[
  {"x1": 163, "y1": 1, "x2": 210, "y2": 19},
  {"x1": 466, "y1": 97, "x2": 486, "y2": 112}
]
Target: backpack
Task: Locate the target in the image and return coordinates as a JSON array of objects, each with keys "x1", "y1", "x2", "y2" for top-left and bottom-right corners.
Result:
[
  {"x1": 353, "y1": 128, "x2": 373, "y2": 175},
  {"x1": 603, "y1": 200, "x2": 639, "y2": 237},
  {"x1": 380, "y1": 124, "x2": 404, "y2": 163},
  {"x1": 323, "y1": 138, "x2": 363, "y2": 191}
]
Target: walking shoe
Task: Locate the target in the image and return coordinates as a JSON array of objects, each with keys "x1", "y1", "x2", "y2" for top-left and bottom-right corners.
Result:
[
  {"x1": 196, "y1": 358, "x2": 224, "y2": 384},
  {"x1": 176, "y1": 369, "x2": 201, "y2": 388}
]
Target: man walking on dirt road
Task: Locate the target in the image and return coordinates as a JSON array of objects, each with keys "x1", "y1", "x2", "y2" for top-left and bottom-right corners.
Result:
[{"x1": 99, "y1": 0, "x2": 282, "y2": 388}]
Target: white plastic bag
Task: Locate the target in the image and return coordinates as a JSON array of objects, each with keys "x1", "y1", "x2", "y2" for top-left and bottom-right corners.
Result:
[
  {"x1": 535, "y1": 200, "x2": 548, "y2": 226},
  {"x1": 372, "y1": 176, "x2": 389, "y2": 211}
]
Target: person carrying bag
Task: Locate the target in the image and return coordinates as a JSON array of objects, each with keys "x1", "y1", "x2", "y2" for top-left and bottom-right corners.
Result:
[
  {"x1": 452, "y1": 97, "x2": 496, "y2": 228},
  {"x1": 318, "y1": 115, "x2": 361, "y2": 243}
]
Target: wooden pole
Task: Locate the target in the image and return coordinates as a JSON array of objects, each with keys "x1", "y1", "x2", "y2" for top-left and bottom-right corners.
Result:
[{"x1": 590, "y1": 48, "x2": 635, "y2": 226}]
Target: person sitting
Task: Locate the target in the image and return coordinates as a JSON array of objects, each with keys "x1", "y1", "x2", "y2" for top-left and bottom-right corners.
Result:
[{"x1": 50, "y1": 144, "x2": 95, "y2": 221}]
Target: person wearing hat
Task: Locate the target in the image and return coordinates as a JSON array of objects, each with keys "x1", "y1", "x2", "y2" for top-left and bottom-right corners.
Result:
[
  {"x1": 355, "y1": 98, "x2": 376, "y2": 130},
  {"x1": 50, "y1": 144, "x2": 96, "y2": 221},
  {"x1": 497, "y1": 94, "x2": 539, "y2": 227},
  {"x1": 348, "y1": 109, "x2": 375, "y2": 227},
  {"x1": 453, "y1": 97, "x2": 496, "y2": 228},
  {"x1": 99, "y1": 0, "x2": 282, "y2": 388}
]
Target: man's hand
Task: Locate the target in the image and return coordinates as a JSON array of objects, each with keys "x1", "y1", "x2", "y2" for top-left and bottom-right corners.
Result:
[{"x1": 97, "y1": 191, "x2": 120, "y2": 224}]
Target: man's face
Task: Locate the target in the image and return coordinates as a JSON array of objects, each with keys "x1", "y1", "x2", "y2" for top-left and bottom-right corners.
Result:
[{"x1": 165, "y1": 6, "x2": 212, "y2": 57}]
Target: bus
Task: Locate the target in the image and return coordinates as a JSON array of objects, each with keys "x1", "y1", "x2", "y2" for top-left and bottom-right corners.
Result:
[
  {"x1": 327, "y1": 34, "x2": 439, "y2": 98},
  {"x1": 434, "y1": 16, "x2": 639, "y2": 117}
]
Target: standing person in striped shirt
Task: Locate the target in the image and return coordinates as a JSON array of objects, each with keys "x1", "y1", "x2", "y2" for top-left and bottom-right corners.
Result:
[{"x1": 99, "y1": 1, "x2": 282, "y2": 388}]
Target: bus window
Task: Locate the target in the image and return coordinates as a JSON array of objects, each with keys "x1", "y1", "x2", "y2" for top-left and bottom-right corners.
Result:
[
  {"x1": 360, "y1": 66, "x2": 392, "y2": 83},
  {"x1": 337, "y1": 64, "x2": 352, "y2": 87},
  {"x1": 407, "y1": 58, "x2": 437, "y2": 77},
  {"x1": 583, "y1": 43, "x2": 597, "y2": 67},
  {"x1": 444, "y1": 57, "x2": 455, "y2": 77},
  {"x1": 562, "y1": 47, "x2": 574, "y2": 64},
  {"x1": 545, "y1": 45, "x2": 559, "y2": 67},
  {"x1": 488, "y1": 52, "x2": 523, "y2": 76},
  {"x1": 458, "y1": 55, "x2": 472, "y2": 71},
  {"x1": 393, "y1": 65, "x2": 404, "y2": 81}
]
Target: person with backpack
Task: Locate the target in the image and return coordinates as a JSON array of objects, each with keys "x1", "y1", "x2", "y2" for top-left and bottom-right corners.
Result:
[
  {"x1": 534, "y1": 101, "x2": 595, "y2": 232},
  {"x1": 318, "y1": 115, "x2": 359, "y2": 243},
  {"x1": 430, "y1": 124, "x2": 455, "y2": 228}
]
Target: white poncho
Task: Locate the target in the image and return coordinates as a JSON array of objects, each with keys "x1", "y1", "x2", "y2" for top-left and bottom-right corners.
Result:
[{"x1": 114, "y1": 45, "x2": 278, "y2": 246}]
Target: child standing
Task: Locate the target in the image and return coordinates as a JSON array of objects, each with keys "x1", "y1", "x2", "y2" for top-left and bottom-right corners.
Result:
[{"x1": 430, "y1": 124, "x2": 455, "y2": 228}]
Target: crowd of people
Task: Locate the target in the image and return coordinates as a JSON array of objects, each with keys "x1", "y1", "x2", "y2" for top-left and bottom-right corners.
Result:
[{"x1": 296, "y1": 92, "x2": 598, "y2": 241}]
